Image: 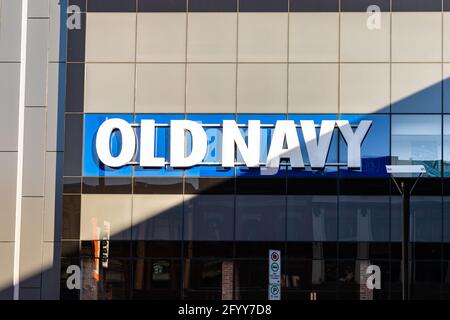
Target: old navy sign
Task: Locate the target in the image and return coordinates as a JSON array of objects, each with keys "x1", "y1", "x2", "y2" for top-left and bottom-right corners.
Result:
[{"x1": 84, "y1": 115, "x2": 374, "y2": 177}]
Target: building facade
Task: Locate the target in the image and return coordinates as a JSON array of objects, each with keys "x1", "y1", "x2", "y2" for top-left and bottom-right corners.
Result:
[{"x1": 3, "y1": 0, "x2": 450, "y2": 300}]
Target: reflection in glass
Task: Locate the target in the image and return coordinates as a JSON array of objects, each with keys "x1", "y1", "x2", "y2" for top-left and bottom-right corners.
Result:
[
  {"x1": 287, "y1": 196, "x2": 337, "y2": 241},
  {"x1": 391, "y1": 196, "x2": 442, "y2": 242},
  {"x1": 391, "y1": 115, "x2": 441, "y2": 177},
  {"x1": 339, "y1": 115, "x2": 390, "y2": 177},
  {"x1": 339, "y1": 196, "x2": 390, "y2": 242},
  {"x1": 235, "y1": 196, "x2": 286, "y2": 241},
  {"x1": 184, "y1": 196, "x2": 234, "y2": 241},
  {"x1": 133, "y1": 259, "x2": 180, "y2": 299}
]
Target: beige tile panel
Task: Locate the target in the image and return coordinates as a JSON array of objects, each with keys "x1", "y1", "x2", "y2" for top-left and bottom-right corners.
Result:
[
  {"x1": 0, "y1": 0, "x2": 22, "y2": 62},
  {"x1": 80, "y1": 194, "x2": 132, "y2": 240},
  {"x1": 0, "y1": 243, "x2": 14, "y2": 299},
  {"x1": 25, "y1": 19, "x2": 48, "y2": 107},
  {"x1": 288, "y1": 63, "x2": 338, "y2": 114},
  {"x1": 289, "y1": 13, "x2": 339, "y2": 62},
  {"x1": 19, "y1": 197, "x2": 44, "y2": 287},
  {"x1": 444, "y1": 64, "x2": 450, "y2": 113},
  {"x1": 0, "y1": 63, "x2": 20, "y2": 151},
  {"x1": 41, "y1": 242, "x2": 61, "y2": 299},
  {"x1": 237, "y1": 63, "x2": 287, "y2": 113},
  {"x1": 84, "y1": 63, "x2": 135, "y2": 113},
  {"x1": 0, "y1": 152, "x2": 17, "y2": 241},
  {"x1": 22, "y1": 108, "x2": 46, "y2": 197},
  {"x1": 340, "y1": 63, "x2": 390, "y2": 114},
  {"x1": 392, "y1": 12, "x2": 442, "y2": 62},
  {"x1": 340, "y1": 12, "x2": 390, "y2": 62},
  {"x1": 186, "y1": 63, "x2": 236, "y2": 113},
  {"x1": 86, "y1": 13, "x2": 136, "y2": 63},
  {"x1": 132, "y1": 195, "x2": 183, "y2": 240},
  {"x1": 187, "y1": 13, "x2": 237, "y2": 62},
  {"x1": 444, "y1": 13, "x2": 450, "y2": 62},
  {"x1": 135, "y1": 63, "x2": 185, "y2": 113},
  {"x1": 43, "y1": 152, "x2": 63, "y2": 242},
  {"x1": 391, "y1": 63, "x2": 442, "y2": 113},
  {"x1": 238, "y1": 13, "x2": 288, "y2": 62},
  {"x1": 137, "y1": 13, "x2": 186, "y2": 62}
]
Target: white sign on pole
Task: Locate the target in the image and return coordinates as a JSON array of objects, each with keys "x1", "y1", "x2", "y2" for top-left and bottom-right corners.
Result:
[{"x1": 268, "y1": 250, "x2": 281, "y2": 300}]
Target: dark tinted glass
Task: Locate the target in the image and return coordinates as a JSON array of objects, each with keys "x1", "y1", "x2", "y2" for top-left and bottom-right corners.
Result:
[
  {"x1": 63, "y1": 177, "x2": 82, "y2": 194},
  {"x1": 185, "y1": 177, "x2": 235, "y2": 194},
  {"x1": 341, "y1": 0, "x2": 390, "y2": 11},
  {"x1": 290, "y1": 0, "x2": 339, "y2": 12},
  {"x1": 235, "y1": 242, "x2": 284, "y2": 258},
  {"x1": 60, "y1": 258, "x2": 81, "y2": 300},
  {"x1": 414, "y1": 243, "x2": 442, "y2": 259},
  {"x1": 65, "y1": 64, "x2": 84, "y2": 112},
  {"x1": 393, "y1": 0, "x2": 442, "y2": 11},
  {"x1": 184, "y1": 260, "x2": 226, "y2": 290},
  {"x1": 62, "y1": 195, "x2": 81, "y2": 240},
  {"x1": 82, "y1": 177, "x2": 132, "y2": 194},
  {"x1": 132, "y1": 241, "x2": 182, "y2": 258},
  {"x1": 134, "y1": 177, "x2": 183, "y2": 194},
  {"x1": 61, "y1": 241, "x2": 80, "y2": 258},
  {"x1": 236, "y1": 178, "x2": 286, "y2": 194},
  {"x1": 391, "y1": 178, "x2": 442, "y2": 196},
  {"x1": 108, "y1": 241, "x2": 132, "y2": 258},
  {"x1": 184, "y1": 241, "x2": 234, "y2": 258},
  {"x1": 412, "y1": 261, "x2": 442, "y2": 300},
  {"x1": 87, "y1": 0, "x2": 136, "y2": 12},
  {"x1": 67, "y1": 13, "x2": 85, "y2": 62},
  {"x1": 139, "y1": 0, "x2": 187, "y2": 12},
  {"x1": 69, "y1": 0, "x2": 87, "y2": 11},
  {"x1": 340, "y1": 179, "x2": 390, "y2": 195},
  {"x1": 132, "y1": 259, "x2": 181, "y2": 299},
  {"x1": 79, "y1": 258, "x2": 131, "y2": 299},
  {"x1": 239, "y1": 0, "x2": 288, "y2": 12},
  {"x1": 288, "y1": 178, "x2": 338, "y2": 195},
  {"x1": 189, "y1": 0, "x2": 237, "y2": 12},
  {"x1": 63, "y1": 115, "x2": 83, "y2": 176}
]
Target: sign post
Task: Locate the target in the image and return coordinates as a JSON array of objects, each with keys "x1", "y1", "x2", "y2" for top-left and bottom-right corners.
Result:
[
  {"x1": 386, "y1": 165, "x2": 425, "y2": 300},
  {"x1": 268, "y1": 250, "x2": 281, "y2": 301}
]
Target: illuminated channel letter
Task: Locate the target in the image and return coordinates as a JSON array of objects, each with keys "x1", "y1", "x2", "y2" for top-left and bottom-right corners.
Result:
[
  {"x1": 336, "y1": 120, "x2": 372, "y2": 169},
  {"x1": 266, "y1": 120, "x2": 304, "y2": 169},
  {"x1": 140, "y1": 120, "x2": 165, "y2": 167},
  {"x1": 301, "y1": 120, "x2": 335, "y2": 169},
  {"x1": 96, "y1": 118, "x2": 136, "y2": 167},
  {"x1": 222, "y1": 120, "x2": 261, "y2": 167},
  {"x1": 170, "y1": 120, "x2": 207, "y2": 167}
]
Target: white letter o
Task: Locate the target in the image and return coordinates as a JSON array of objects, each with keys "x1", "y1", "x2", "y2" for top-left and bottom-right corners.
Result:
[{"x1": 95, "y1": 118, "x2": 135, "y2": 167}]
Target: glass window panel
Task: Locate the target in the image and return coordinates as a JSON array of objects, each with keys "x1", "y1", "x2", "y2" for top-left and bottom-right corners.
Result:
[
  {"x1": 64, "y1": 114, "x2": 83, "y2": 176},
  {"x1": 235, "y1": 196, "x2": 286, "y2": 241},
  {"x1": 132, "y1": 259, "x2": 181, "y2": 299},
  {"x1": 185, "y1": 114, "x2": 235, "y2": 177},
  {"x1": 236, "y1": 114, "x2": 287, "y2": 177},
  {"x1": 83, "y1": 114, "x2": 134, "y2": 177},
  {"x1": 444, "y1": 197, "x2": 450, "y2": 242},
  {"x1": 184, "y1": 195, "x2": 234, "y2": 241},
  {"x1": 391, "y1": 196, "x2": 442, "y2": 242},
  {"x1": 391, "y1": 115, "x2": 442, "y2": 177},
  {"x1": 135, "y1": 114, "x2": 184, "y2": 177},
  {"x1": 287, "y1": 114, "x2": 339, "y2": 177},
  {"x1": 339, "y1": 115, "x2": 390, "y2": 177},
  {"x1": 132, "y1": 195, "x2": 183, "y2": 241},
  {"x1": 287, "y1": 196, "x2": 338, "y2": 241},
  {"x1": 183, "y1": 259, "x2": 227, "y2": 290},
  {"x1": 79, "y1": 258, "x2": 131, "y2": 300},
  {"x1": 443, "y1": 115, "x2": 450, "y2": 176},
  {"x1": 339, "y1": 196, "x2": 390, "y2": 242}
]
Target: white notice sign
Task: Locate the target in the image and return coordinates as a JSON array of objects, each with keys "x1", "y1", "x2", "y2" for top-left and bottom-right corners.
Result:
[{"x1": 269, "y1": 250, "x2": 281, "y2": 300}]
